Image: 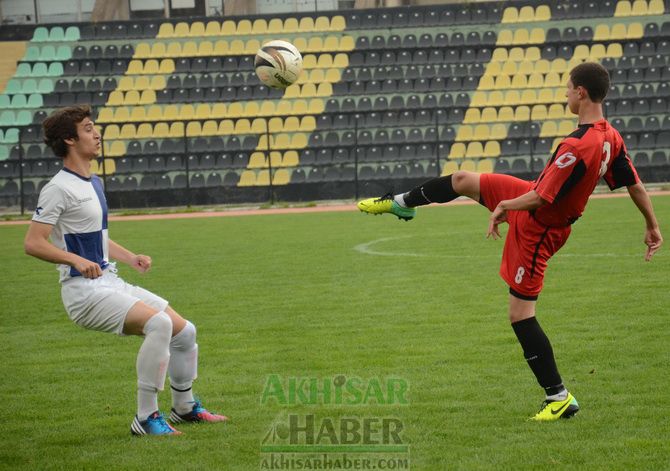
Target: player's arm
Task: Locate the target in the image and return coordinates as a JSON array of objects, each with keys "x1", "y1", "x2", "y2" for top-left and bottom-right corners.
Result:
[
  {"x1": 487, "y1": 191, "x2": 548, "y2": 239},
  {"x1": 24, "y1": 221, "x2": 103, "y2": 278},
  {"x1": 109, "y1": 238, "x2": 152, "y2": 273},
  {"x1": 626, "y1": 183, "x2": 663, "y2": 261}
]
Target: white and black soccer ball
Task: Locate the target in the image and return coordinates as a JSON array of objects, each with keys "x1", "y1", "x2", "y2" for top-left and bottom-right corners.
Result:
[{"x1": 254, "y1": 40, "x2": 303, "y2": 89}]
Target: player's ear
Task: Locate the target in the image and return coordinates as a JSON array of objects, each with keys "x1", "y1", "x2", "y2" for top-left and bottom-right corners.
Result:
[{"x1": 63, "y1": 137, "x2": 76, "y2": 146}]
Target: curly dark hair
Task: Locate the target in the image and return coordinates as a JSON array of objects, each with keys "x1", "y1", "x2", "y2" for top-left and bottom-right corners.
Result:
[
  {"x1": 42, "y1": 105, "x2": 92, "y2": 158},
  {"x1": 569, "y1": 62, "x2": 610, "y2": 103}
]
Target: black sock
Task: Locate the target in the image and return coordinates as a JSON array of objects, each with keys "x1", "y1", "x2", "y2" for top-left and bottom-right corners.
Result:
[
  {"x1": 511, "y1": 317, "x2": 565, "y2": 396},
  {"x1": 402, "y1": 175, "x2": 460, "y2": 207}
]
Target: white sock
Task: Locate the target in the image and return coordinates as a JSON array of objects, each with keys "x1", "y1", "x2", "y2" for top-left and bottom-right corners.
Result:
[
  {"x1": 546, "y1": 389, "x2": 569, "y2": 402},
  {"x1": 136, "y1": 312, "x2": 172, "y2": 421},
  {"x1": 394, "y1": 194, "x2": 407, "y2": 207},
  {"x1": 169, "y1": 321, "x2": 198, "y2": 414}
]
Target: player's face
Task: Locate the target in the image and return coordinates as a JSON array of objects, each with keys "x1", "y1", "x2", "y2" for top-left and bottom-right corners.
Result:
[
  {"x1": 565, "y1": 79, "x2": 581, "y2": 114},
  {"x1": 74, "y1": 118, "x2": 102, "y2": 159}
]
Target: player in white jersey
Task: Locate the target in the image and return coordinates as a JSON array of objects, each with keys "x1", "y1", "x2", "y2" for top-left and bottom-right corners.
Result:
[{"x1": 24, "y1": 105, "x2": 227, "y2": 436}]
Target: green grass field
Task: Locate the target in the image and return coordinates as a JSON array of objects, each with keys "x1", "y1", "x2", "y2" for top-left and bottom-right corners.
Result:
[{"x1": 1, "y1": 195, "x2": 668, "y2": 470}]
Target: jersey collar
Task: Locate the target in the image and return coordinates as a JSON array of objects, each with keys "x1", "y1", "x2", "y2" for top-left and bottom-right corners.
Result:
[{"x1": 62, "y1": 167, "x2": 92, "y2": 182}]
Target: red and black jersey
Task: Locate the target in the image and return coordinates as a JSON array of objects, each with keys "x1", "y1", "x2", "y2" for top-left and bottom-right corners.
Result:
[{"x1": 531, "y1": 119, "x2": 640, "y2": 227}]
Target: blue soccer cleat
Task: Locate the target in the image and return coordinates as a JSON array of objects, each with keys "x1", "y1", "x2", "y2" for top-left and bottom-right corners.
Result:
[{"x1": 131, "y1": 411, "x2": 182, "y2": 436}]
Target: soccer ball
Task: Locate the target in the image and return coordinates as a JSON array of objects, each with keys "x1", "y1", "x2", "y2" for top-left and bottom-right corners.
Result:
[{"x1": 254, "y1": 40, "x2": 303, "y2": 89}]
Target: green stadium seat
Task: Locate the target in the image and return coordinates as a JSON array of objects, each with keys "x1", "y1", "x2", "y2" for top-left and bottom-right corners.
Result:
[
  {"x1": 56, "y1": 46, "x2": 72, "y2": 61},
  {"x1": 49, "y1": 27, "x2": 65, "y2": 42},
  {"x1": 15, "y1": 63, "x2": 31, "y2": 77},
  {"x1": 23, "y1": 46, "x2": 40, "y2": 61},
  {"x1": 65, "y1": 26, "x2": 80, "y2": 41},
  {"x1": 32, "y1": 27, "x2": 49, "y2": 42}
]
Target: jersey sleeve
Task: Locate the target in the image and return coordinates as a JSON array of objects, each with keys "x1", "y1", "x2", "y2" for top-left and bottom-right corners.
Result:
[
  {"x1": 602, "y1": 145, "x2": 640, "y2": 190},
  {"x1": 32, "y1": 182, "x2": 67, "y2": 225},
  {"x1": 532, "y1": 143, "x2": 586, "y2": 204}
]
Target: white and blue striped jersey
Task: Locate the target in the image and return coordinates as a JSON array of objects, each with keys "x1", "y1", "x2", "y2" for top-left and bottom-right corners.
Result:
[{"x1": 32, "y1": 168, "x2": 109, "y2": 282}]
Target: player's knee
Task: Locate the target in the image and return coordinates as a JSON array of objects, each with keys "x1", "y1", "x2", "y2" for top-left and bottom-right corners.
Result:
[
  {"x1": 170, "y1": 320, "x2": 196, "y2": 350},
  {"x1": 452, "y1": 171, "x2": 475, "y2": 195},
  {"x1": 143, "y1": 311, "x2": 173, "y2": 342}
]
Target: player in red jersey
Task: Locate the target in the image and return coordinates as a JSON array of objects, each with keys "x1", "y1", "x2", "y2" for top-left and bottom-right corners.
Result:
[{"x1": 357, "y1": 62, "x2": 663, "y2": 420}]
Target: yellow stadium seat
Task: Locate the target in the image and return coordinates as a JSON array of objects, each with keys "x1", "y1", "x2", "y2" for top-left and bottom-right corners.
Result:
[
  {"x1": 607, "y1": 43, "x2": 623, "y2": 57},
  {"x1": 269, "y1": 152, "x2": 282, "y2": 167},
  {"x1": 114, "y1": 107, "x2": 130, "y2": 123},
  {"x1": 218, "y1": 120, "x2": 234, "y2": 134},
  {"x1": 519, "y1": 5, "x2": 534, "y2": 21},
  {"x1": 186, "y1": 121, "x2": 202, "y2": 137},
  {"x1": 299, "y1": 17, "x2": 315, "y2": 33},
  {"x1": 535, "y1": 5, "x2": 551, "y2": 20},
  {"x1": 498, "y1": 106, "x2": 514, "y2": 122},
  {"x1": 245, "y1": 39, "x2": 260, "y2": 55},
  {"x1": 442, "y1": 161, "x2": 459, "y2": 175},
  {"x1": 522, "y1": 89, "x2": 538, "y2": 105},
  {"x1": 464, "y1": 109, "x2": 481, "y2": 124},
  {"x1": 648, "y1": 0, "x2": 664, "y2": 14},
  {"x1": 256, "y1": 135, "x2": 269, "y2": 151},
  {"x1": 283, "y1": 85, "x2": 300, "y2": 99},
  {"x1": 548, "y1": 104, "x2": 565, "y2": 119},
  {"x1": 330, "y1": 15, "x2": 346, "y2": 31},
  {"x1": 484, "y1": 61, "x2": 502, "y2": 76},
  {"x1": 513, "y1": 28, "x2": 530, "y2": 45},
  {"x1": 483, "y1": 141, "x2": 501, "y2": 158},
  {"x1": 252, "y1": 19, "x2": 267, "y2": 34},
  {"x1": 283, "y1": 18, "x2": 299, "y2": 33},
  {"x1": 627, "y1": 22, "x2": 643, "y2": 39},
  {"x1": 488, "y1": 91, "x2": 504, "y2": 107},
  {"x1": 290, "y1": 133, "x2": 307, "y2": 148},
  {"x1": 456, "y1": 125, "x2": 473, "y2": 141},
  {"x1": 256, "y1": 170, "x2": 270, "y2": 186},
  {"x1": 275, "y1": 101, "x2": 292, "y2": 116},
  {"x1": 213, "y1": 40, "x2": 228, "y2": 55},
  {"x1": 134, "y1": 43, "x2": 151, "y2": 59},
  {"x1": 169, "y1": 122, "x2": 184, "y2": 138},
  {"x1": 541, "y1": 121, "x2": 558, "y2": 137},
  {"x1": 531, "y1": 104, "x2": 548, "y2": 121},
  {"x1": 308, "y1": 99, "x2": 324, "y2": 114},
  {"x1": 97, "y1": 108, "x2": 114, "y2": 123},
  {"x1": 508, "y1": 47, "x2": 525, "y2": 61},
  {"x1": 573, "y1": 44, "x2": 590, "y2": 59},
  {"x1": 283, "y1": 150, "x2": 299, "y2": 167},
  {"x1": 490, "y1": 123, "x2": 506, "y2": 140},
  {"x1": 230, "y1": 39, "x2": 245, "y2": 54},
  {"x1": 529, "y1": 28, "x2": 545, "y2": 44},
  {"x1": 267, "y1": 117, "x2": 283, "y2": 133},
  {"x1": 201, "y1": 120, "x2": 218, "y2": 136},
  {"x1": 528, "y1": 72, "x2": 544, "y2": 88},
  {"x1": 474, "y1": 124, "x2": 490, "y2": 140},
  {"x1": 512, "y1": 74, "x2": 528, "y2": 88},
  {"x1": 248, "y1": 152, "x2": 266, "y2": 168},
  {"x1": 190, "y1": 22, "x2": 205, "y2": 37},
  {"x1": 174, "y1": 22, "x2": 189, "y2": 37},
  {"x1": 594, "y1": 24, "x2": 610, "y2": 41},
  {"x1": 339, "y1": 36, "x2": 355, "y2": 52},
  {"x1": 470, "y1": 91, "x2": 488, "y2": 107},
  {"x1": 501, "y1": 61, "x2": 518, "y2": 75},
  {"x1": 610, "y1": 23, "x2": 627, "y2": 40},
  {"x1": 180, "y1": 104, "x2": 195, "y2": 120},
  {"x1": 559, "y1": 120, "x2": 576, "y2": 135},
  {"x1": 118, "y1": 76, "x2": 134, "y2": 91},
  {"x1": 221, "y1": 20, "x2": 235, "y2": 35},
  {"x1": 518, "y1": 60, "x2": 534, "y2": 75},
  {"x1": 537, "y1": 88, "x2": 555, "y2": 103},
  {"x1": 514, "y1": 105, "x2": 530, "y2": 121},
  {"x1": 477, "y1": 159, "x2": 494, "y2": 173},
  {"x1": 103, "y1": 125, "x2": 119, "y2": 139},
  {"x1": 106, "y1": 141, "x2": 126, "y2": 157},
  {"x1": 165, "y1": 42, "x2": 181, "y2": 57},
  {"x1": 292, "y1": 37, "x2": 308, "y2": 54},
  {"x1": 491, "y1": 48, "x2": 508, "y2": 62},
  {"x1": 494, "y1": 75, "x2": 512, "y2": 89},
  {"x1": 497, "y1": 29, "x2": 513, "y2": 46},
  {"x1": 130, "y1": 107, "x2": 146, "y2": 122},
  {"x1": 208, "y1": 103, "x2": 225, "y2": 119},
  {"x1": 157, "y1": 23, "x2": 174, "y2": 38},
  {"x1": 227, "y1": 102, "x2": 243, "y2": 117},
  {"x1": 300, "y1": 116, "x2": 316, "y2": 132},
  {"x1": 283, "y1": 116, "x2": 300, "y2": 132},
  {"x1": 136, "y1": 123, "x2": 153, "y2": 139},
  {"x1": 550, "y1": 59, "x2": 567, "y2": 73},
  {"x1": 126, "y1": 60, "x2": 143, "y2": 75},
  {"x1": 501, "y1": 6, "x2": 518, "y2": 23},
  {"x1": 198, "y1": 41, "x2": 213, "y2": 56},
  {"x1": 478, "y1": 76, "x2": 495, "y2": 90},
  {"x1": 615, "y1": 0, "x2": 632, "y2": 16},
  {"x1": 234, "y1": 119, "x2": 251, "y2": 134},
  {"x1": 323, "y1": 36, "x2": 339, "y2": 51},
  {"x1": 236, "y1": 19, "x2": 252, "y2": 35},
  {"x1": 590, "y1": 44, "x2": 607, "y2": 60},
  {"x1": 150, "y1": 76, "x2": 166, "y2": 90},
  {"x1": 205, "y1": 21, "x2": 220, "y2": 36},
  {"x1": 460, "y1": 160, "x2": 477, "y2": 172},
  {"x1": 273, "y1": 134, "x2": 290, "y2": 149},
  {"x1": 162, "y1": 105, "x2": 178, "y2": 121},
  {"x1": 448, "y1": 143, "x2": 466, "y2": 159},
  {"x1": 544, "y1": 71, "x2": 561, "y2": 87},
  {"x1": 250, "y1": 118, "x2": 265, "y2": 133},
  {"x1": 317, "y1": 54, "x2": 334, "y2": 68},
  {"x1": 554, "y1": 88, "x2": 566, "y2": 102},
  {"x1": 466, "y1": 142, "x2": 484, "y2": 158},
  {"x1": 632, "y1": 0, "x2": 648, "y2": 15},
  {"x1": 525, "y1": 47, "x2": 541, "y2": 61},
  {"x1": 481, "y1": 107, "x2": 498, "y2": 122},
  {"x1": 238, "y1": 170, "x2": 256, "y2": 187},
  {"x1": 134, "y1": 76, "x2": 149, "y2": 90},
  {"x1": 535, "y1": 59, "x2": 550, "y2": 74},
  {"x1": 106, "y1": 91, "x2": 124, "y2": 106},
  {"x1": 267, "y1": 18, "x2": 283, "y2": 34},
  {"x1": 316, "y1": 82, "x2": 332, "y2": 96},
  {"x1": 313, "y1": 16, "x2": 330, "y2": 32},
  {"x1": 306, "y1": 37, "x2": 324, "y2": 53},
  {"x1": 182, "y1": 41, "x2": 198, "y2": 56},
  {"x1": 140, "y1": 90, "x2": 155, "y2": 105},
  {"x1": 193, "y1": 104, "x2": 210, "y2": 119},
  {"x1": 144, "y1": 60, "x2": 159, "y2": 74}
]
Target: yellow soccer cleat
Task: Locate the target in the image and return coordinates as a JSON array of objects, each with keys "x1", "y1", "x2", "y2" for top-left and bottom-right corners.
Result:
[
  {"x1": 357, "y1": 193, "x2": 416, "y2": 221},
  {"x1": 531, "y1": 392, "x2": 580, "y2": 421}
]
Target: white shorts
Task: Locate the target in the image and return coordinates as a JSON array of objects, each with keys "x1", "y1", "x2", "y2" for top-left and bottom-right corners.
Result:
[{"x1": 61, "y1": 264, "x2": 169, "y2": 335}]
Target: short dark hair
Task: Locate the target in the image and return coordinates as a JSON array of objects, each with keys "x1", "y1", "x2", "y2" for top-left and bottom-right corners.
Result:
[
  {"x1": 569, "y1": 62, "x2": 610, "y2": 103},
  {"x1": 42, "y1": 105, "x2": 92, "y2": 158}
]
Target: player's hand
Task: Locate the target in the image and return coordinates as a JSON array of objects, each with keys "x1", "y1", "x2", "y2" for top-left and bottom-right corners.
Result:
[
  {"x1": 487, "y1": 204, "x2": 508, "y2": 240},
  {"x1": 132, "y1": 254, "x2": 152, "y2": 273},
  {"x1": 73, "y1": 258, "x2": 103, "y2": 279},
  {"x1": 644, "y1": 227, "x2": 663, "y2": 261}
]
